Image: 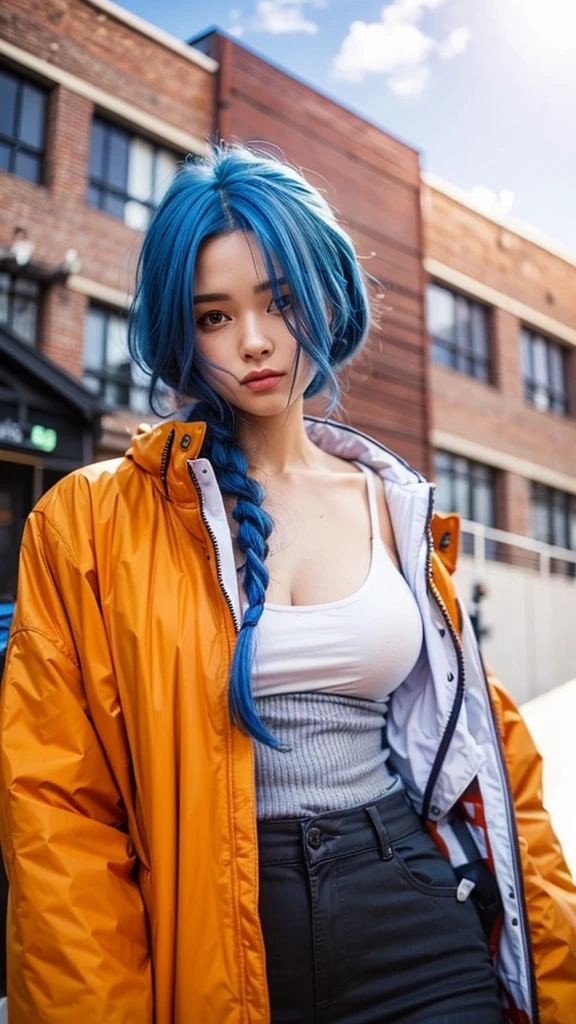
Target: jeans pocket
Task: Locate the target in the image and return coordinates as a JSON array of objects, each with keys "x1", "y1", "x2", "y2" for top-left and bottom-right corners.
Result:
[{"x1": 392, "y1": 827, "x2": 459, "y2": 897}]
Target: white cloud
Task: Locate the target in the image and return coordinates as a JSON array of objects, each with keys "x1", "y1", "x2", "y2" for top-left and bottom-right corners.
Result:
[
  {"x1": 333, "y1": 0, "x2": 470, "y2": 95},
  {"x1": 252, "y1": 0, "x2": 326, "y2": 35},
  {"x1": 437, "y1": 26, "x2": 471, "y2": 59},
  {"x1": 389, "y1": 65, "x2": 431, "y2": 95},
  {"x1": 228, "y1": 7, "x2": 244, "y2": 36}
]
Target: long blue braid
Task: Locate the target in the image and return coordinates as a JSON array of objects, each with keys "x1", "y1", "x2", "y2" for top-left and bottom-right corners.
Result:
[{"x1": 188, "y1": 398, "x2": 277, "y2": 747}]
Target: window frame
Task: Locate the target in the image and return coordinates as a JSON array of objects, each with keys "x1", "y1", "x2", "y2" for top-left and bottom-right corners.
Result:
[
  {"x1": 530, "y1": 482, "x2": 576, "y2": 551},
  {"x1": 86, "y1": 116, "x2": 180, "y2": 229},
  {"x1": 0, "y1": 272, "x2": 42, "y2": 346},
  {"x1": 433, "y1": 450, "x2": 497, "y2": 527},
  {"x1": 0, "y1": 66, "x2": 49, "y2": 185},
  {"x1": 521, "y1": 327, "x2": 569, "y2": 417},
  {"x1": 427, "y1": 281, "x2": 492, "y2": 383},
  {"x1": 82, "y1": 303, "x2": 149, "y2": 413}
]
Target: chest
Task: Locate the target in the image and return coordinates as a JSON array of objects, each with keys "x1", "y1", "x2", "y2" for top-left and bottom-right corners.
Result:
[{"x1": 231, "y1": 471, "x2": 398, "y2": 607}]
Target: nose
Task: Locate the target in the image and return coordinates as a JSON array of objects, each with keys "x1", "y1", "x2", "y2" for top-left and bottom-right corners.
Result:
[{"x1": 239, "y1": 314, "x2": 272, "y2": 361}]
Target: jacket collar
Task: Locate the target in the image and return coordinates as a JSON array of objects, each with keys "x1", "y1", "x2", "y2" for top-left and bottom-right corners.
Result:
[{"x1": 126, "y1": 420, "x2": 206, "y2": 504}]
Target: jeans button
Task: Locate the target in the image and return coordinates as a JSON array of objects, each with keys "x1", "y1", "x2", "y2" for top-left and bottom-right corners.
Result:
[{"x1": 307, "y1": 827, "x2": 322, "y2": 850}]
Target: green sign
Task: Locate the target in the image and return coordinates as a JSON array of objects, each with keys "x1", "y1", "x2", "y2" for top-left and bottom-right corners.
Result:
[{"x1": 30, "y1": 424, "x2": 58, "y2": 453}]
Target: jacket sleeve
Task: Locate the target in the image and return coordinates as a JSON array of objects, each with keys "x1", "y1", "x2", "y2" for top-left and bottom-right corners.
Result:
[
  {"x1": 487, "y1": 671, "x2": 576, "y2": 1024},
  {"x1": 0, "y1": 506, "x2": 153, "y2": 1023}
]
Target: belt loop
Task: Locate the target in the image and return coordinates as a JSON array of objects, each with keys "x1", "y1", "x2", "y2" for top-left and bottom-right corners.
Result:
[{"x1": 366, "y1": 805, "x2": 394, "y2": 860}]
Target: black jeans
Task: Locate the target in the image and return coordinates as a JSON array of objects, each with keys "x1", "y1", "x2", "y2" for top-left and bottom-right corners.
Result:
[{"x1": 258, "y1": 789, "x2": 504, "y2": 1024}]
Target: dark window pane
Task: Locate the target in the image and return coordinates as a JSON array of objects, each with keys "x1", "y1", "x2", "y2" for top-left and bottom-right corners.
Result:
[
  {"x1": 428, "y1": 284, "x2": 456, "y2": 347},
  {"x1": 470, "y1": 304, "x2": 488, "y2": 358},
  {"x1": 106, "y1": 126, "x2": 129, "y2": 190},
  {"x1": 0, "y1": 142, "x2": 10, "y2": 172},
  {"x1": 19, "y1": 84, "x2": 46, "y2": 149},
  {"x1": 0, "y1": 72, "x2": 18, "y2": 137},
  {"x1": 89, "y1": 120, "x2": 107, "y2": 180},
  {"x1": 14, "y1": 278, "x2": 40, "y2": 297},
  {"x1": 455, "y1": 294, "x2": 471, "y2": 353},
  {"x1": 83, "y1": 308, "x2": 106, "y2": 370},
  {"x1": 532, "y1": 337, "x2": 548, "y2": 386},
  {"x1": 82, "y1": 373, "x2": 100, "y2": 395},
  {"x1": 434, "y1": 451, "x2": 451, "y2": 473},
  {"x1": 13, "y1": 150, "x2": 41, "y2": 183},
  {"x1": 434, "y1": 472, "x2": 452, "y2": 514},
  {"x1": 548, "y1": 345, "x2": 565, "y2": 393},
  {"x1": 432, "y1": 341, "x2": 453, "y2": 369},
  {"x1": 11, "y1": 294, "x2": 37, "y2": 344},
  {"x1": 86, "y1": 183, "x2": 102, "y2": 209},
  {"x1": 569, "y1": 503, "x2": 576, "y2": 551},
  {"x1": 104, "y1": 191, "x2": 126, "y2": 220},
  {"x1": 0, "y1": 274, "x2": 9, "y2": 324}
]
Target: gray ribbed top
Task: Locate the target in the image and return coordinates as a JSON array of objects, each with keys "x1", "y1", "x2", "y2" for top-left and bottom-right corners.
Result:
[{"x1": 254, "y1": 691, "x2": 400, "y2": 820}]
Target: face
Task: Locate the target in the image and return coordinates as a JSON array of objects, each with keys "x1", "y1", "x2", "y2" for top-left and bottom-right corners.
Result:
[{"x1": 192, "y1": 231, "x2": 312, "y2": 418}]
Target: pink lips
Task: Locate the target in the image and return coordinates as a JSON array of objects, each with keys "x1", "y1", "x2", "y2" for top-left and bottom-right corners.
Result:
[{"x1": 241, "y1": 372, "x2": 286, "y2": 392}]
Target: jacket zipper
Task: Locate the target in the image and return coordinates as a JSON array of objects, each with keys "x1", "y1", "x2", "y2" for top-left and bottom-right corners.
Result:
[
  {"x1": 160, "y1": 428, "x2": 176, "y2": 500},
  {"x1": 421, "y1": 489, "x2": 538, "y2": 1019},
  {"x1": 421, "y1": 487, "x2": 466, "y2": 821},
  {"x1": 481, "y1": 659, "x2": 540, "y2": 1022},
  {"x1": 187, "y1": 463, "x2": 240, "y2": 634}
]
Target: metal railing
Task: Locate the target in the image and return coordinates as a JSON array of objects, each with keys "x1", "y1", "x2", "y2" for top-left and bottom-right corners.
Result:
[{"x1": 459, "y1": 519, "x2": 576, "y2": 578}]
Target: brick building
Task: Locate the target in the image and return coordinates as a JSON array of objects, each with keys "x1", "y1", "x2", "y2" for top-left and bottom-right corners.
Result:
[
  {"x1": 0, "y1": 0, "x2": 216, "y2": 597},
  {"x1": 0, "y1": 3, "x2": 427, "y2": 602},
  {"x1": 422, "y1": 176, "x2": 576, "y2": 696}
]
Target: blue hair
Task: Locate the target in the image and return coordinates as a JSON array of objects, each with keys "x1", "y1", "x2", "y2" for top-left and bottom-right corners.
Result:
[{"x1": 129, "y1": 144, "x2": 371, "y2": 746}]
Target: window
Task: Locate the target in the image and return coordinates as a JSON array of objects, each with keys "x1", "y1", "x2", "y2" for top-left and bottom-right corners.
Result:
[
  {"x1": 531, "y1": 483, "x2": 576, "y2": 551},
  {"x1": 434, "y1": 451, "x2": 496, "y2": 555},
  {"x1": 0, "y1": 273, "x2": 41, "y2": 345},
  {"x1": 87, "y1": 118, "x2": 179, "y2": 229},
  {"x1": 427, "y1": 283, "x2": 490, "y2": 382},
  {"x1": 521, "y1": 328, "x2": 569, "y2": 416},
  {"x1": 0, "y1": 68, "x2": 47, "y2": 184},
  {"x1": 83, "y1": 304, "x2": 149, "y2": 412}
]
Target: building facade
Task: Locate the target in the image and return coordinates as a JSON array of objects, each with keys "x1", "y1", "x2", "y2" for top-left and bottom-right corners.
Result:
[{"x1": 422, "y1": 176, "x2": 576, "y2": 698}]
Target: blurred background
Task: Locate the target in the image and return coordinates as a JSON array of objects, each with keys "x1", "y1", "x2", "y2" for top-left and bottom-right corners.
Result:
[{"x1": 0, "y1": 6, "x2": 575, "y2": 989}]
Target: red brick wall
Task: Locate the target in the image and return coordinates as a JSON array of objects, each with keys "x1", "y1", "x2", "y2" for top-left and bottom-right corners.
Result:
[
  {"x1": 0, "y1": 0, "x2": 215, "y2": 138},
  {"x1": 0, "y1": 0, "x2": 215, "y2": 447},
  {"x1": 208, "y1": 33, "x2": 429, "y2": 473}
]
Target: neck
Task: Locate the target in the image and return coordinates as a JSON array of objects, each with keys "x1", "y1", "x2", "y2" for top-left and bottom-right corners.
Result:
[{"x1": 235, "y1": 399, "x2": 320, "y2": 475}]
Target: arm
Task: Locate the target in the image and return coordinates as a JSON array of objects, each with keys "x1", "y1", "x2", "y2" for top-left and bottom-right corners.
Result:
[{"x1": 0, "y1": 506, "x2": 152, "y2": 1023}]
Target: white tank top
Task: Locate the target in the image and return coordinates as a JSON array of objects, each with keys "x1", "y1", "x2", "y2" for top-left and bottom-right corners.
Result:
[{"x1": 251, "y1": 463, "x2": 424, "y2": 701}]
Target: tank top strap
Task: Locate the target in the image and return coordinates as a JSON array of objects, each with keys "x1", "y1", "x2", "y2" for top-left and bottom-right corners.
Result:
[{"x1": 355, "y1": 462, "x2": 380, "y2": 541}]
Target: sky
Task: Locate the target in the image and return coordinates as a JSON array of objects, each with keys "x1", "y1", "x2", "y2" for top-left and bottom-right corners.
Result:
[{"x1": 119, "y1": 0, "x2": 576, "y2": 253}]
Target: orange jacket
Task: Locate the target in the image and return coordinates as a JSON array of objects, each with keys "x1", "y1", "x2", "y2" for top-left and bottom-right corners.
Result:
[{"x1": 1, "y1": 419, "x2": 575, "y2": 1023}]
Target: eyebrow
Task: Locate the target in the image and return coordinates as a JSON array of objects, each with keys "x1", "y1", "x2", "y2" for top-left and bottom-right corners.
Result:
[{"x1": 193, "y1": 277, "x2": 287, "y2": 305}]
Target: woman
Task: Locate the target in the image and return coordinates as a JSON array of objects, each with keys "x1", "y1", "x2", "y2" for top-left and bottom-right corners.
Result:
[{"x1": 0, "y1": 146, "x2": 574, "y2": 1024}]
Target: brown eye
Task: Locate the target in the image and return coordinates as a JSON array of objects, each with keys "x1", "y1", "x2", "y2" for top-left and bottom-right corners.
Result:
[
  {"x1": 198, "y1": 310, "x2": 229, "y2": 329},
  {"x1": 269, "y1": 293, "x2": 292, "y2": 314}
]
